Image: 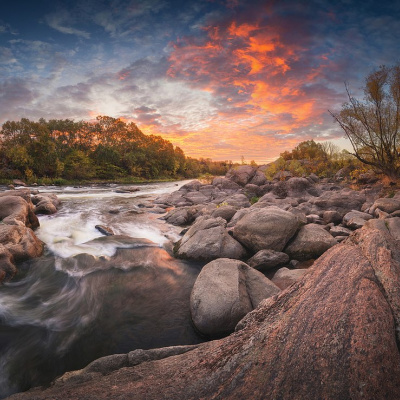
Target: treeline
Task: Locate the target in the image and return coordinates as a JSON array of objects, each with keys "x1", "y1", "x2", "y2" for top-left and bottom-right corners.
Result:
[
  {"x1": 265, "y1": 140, "x2": 364, "y2": 179},
  {"x1": 0, "y1": 116, "x2": 231, "y2": 183}
]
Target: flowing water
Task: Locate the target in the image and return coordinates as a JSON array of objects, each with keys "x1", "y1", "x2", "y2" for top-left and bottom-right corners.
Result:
[{"x1": 0, "y1": 181, "x2": 205, "y2": 398}]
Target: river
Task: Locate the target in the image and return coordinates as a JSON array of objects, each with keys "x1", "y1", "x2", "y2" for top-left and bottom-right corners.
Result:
[{"x1": 0, "y1": 181, "x2": 205, "y2": 398}]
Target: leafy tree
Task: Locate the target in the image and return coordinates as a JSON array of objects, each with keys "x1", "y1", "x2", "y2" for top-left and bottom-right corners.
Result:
[{"x1": 330, "y1": 64, "x2": 400, "y2": 179}]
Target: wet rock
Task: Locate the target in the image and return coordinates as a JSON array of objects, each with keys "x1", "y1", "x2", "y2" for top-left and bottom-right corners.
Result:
[
  {"x1": 175, "y1": 216, "x2": 246, "y2": 261},
  {"x1": 247, "y1": 249, "x2": 289, "y2": 271},
  {"x1": 271, "y1": 266, "x2": 308, "y2": 289},
  {"x1": 95, "y1": 225, "x2": 114, "y2": 236},
  {"x1": 0, "y1": 195, "x2": 39, "y2": 229},
  {"x1": 0, "y1": 244, "x2": 17, "y2": 282},
  {"x1": 285, "y1": 223, "x2": 337, "y2": 261},
  {"x1": 233, "y1": 206, "x2": 300, "y2": 252},
  {"x1": 12, "y1": 179, "x2": 27, "y2": 187},
  {"x1": 190, "y1": 258, "x2": 280, "y2": 337},
  {"x1": 225, "y1": 165, "x2": 257, "y2": 186},
  {"x1": 0, "y1": 225, "x2": 43, "y2": 262}
]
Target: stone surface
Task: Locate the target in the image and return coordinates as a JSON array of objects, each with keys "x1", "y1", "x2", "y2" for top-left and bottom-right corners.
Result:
[
  {"x1": 211, "y1": 205, "x2": 237, "y2": 222},
  {"x1": 330, "y1": 225, "x2": 352, "y2": 237},
  {"x1": 0, "y1": 225, "x2": 43, "y2": 262},
  {"x1": 371, "y1": 197, "x2": 400, "y2": 214},
  {"x1": 9, "y1": 222, "x2": 400, "y2": 400},
  {"x1": 285, "y1": 223, "x2": 337, "y2": 261},
  {"x1": 271, "y1": 266, "x2": 308, "y2": 289},
  {"x1": 0, "y1": 195, "x2": 39, "y2": 229},
  {"x1": 162, "y1": 207, "x2": 196, "y2": 226},
  {"x1": 247, "y1": 249, "x2": 289, "y2": 271},
  {"x1": 343, "y1": 210, "x2": 373, "y2": 230},
  {"x1": 233, "y1": 207, "x2": 300, "y2": 252},
  {"x1": 175, "y1": 216, "x2": 246, "y2": 261},
  {"x1": 225, "y1": 165, "x2": 257, "y2": 186},
  {"x1": 0, "y1": 244, "x2": 17, "y2": 281},
  {"x1": 190, "y1": 258, "x2": 280, "y2": 337}
]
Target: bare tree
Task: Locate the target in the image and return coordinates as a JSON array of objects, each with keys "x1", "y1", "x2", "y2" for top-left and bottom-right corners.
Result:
[{"x1": 330, "y1": 64, "x2": 400, "y2": 179}]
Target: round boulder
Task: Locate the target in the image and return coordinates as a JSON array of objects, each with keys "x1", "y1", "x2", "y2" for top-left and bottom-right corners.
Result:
[
  {"x1": 225, "y1": 165, "x2": 257, "y2": 186},
  {"x1": 271, "y1": 267, "x2": 308, "y2": 290},
  {"x1": 175, "y1": 216, "x2": 246, "y2": 261},
  {"x1": 190, "y1": 258, "x2": 280, "y2": 337},
  {"x1": 285, "y1": 223, "x2": 337, "y2": 261},
  {"x1": 247, "y1": 249, "x2": 289, "y2": 271},
  {"x1": 233, "y1": 207, "x2": 301, "y2": 252}
]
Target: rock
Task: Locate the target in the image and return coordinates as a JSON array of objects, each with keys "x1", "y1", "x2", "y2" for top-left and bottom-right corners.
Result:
[
  {"x1": 308, "y1": 173, "x2": 319, "y2": 183},
  {"x1": 211, "y1": 177, "x2": 241, "y2": 193},
  {"x1": 330, "y1": 225, "x2": 352, "y2": 237},
  {"x1": 306, "y1": 214, "x2": 321, "y2": 224},
  {"x1": 343, "y1": 210, "x2": 373, "y2": 230},
  {"x1": 184, "y1": 191, "x2": 210, "y2": 205},
  {"x1": 249, "y1": 170, "x2": 267, "y2": 186},
  {"x1": 225, "y1": 165, "x2": 257, "y2": 186},
  {"x1": 247, "y1": 249, "x2": 289, "y2": 271},
  {"x1": 271, "y1": 266, "x2": 308, "y2": 289},
  {"x1": 0, "y1": 195, "x2": 39, "y2": 229},
  {"x1": 9, "y1": 221, "x2": 400, "y2": 400},
  {"x1": 371, "y1": 198, "x2": 400, "y2": 214},
  {"x1": 244, "y1": 183, "x2": 261, "y2": 197},
  {"x1": 211, "y1": 205, "x2": 237, "y2": 222},
  {"x1": 385, "y1": 217, "x2": 400, "y2": 240},
  {"x1": 223, "y1": 193, "x2": 251, "y2": 208},
  {"x1": 0, "y1": 225, "x2": 43, "y2": 262},
  {"x1": 190, "y1": 258, "x2": 280, "y2": 337},
  {"x1": 162, "y1": 207, "x2": 196, "y2": 226},
  {"x1": 322, "y1": 210, "x2": 343, "y2": 224},
  {"x1": 273, "y1": 170, "x2": 293, "y2": 180},
  {"x1": 95, "y1": 225, "x2": 114, "y2": 236},
  {"x1": 12, "y1": 179, "x2": 27, "y2": 187},
  {"x1": 357, "y1": 171, "x2": 379, "y2": 184},
  {"x1": 0, "y1": 244, "x2": 17, "y2": 282},
  {"x1": 285, "y1": 223, "x2": 337, "y2": 261},
  {"x1": 233, "y1": 207, "x2": 301, "y2": 252},
  {"x1": 175, "y1": 216, "x2": 246, "y2": 261},
  {"x1": 180, "y1": 180, "x2": 202, "y2": 191}
]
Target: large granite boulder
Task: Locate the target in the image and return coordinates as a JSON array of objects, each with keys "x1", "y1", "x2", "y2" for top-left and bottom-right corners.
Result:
[
  {"x1": 0, "y1": 195, "x2": 39, "y2": 229},
  {"x1": 32, "y1": 193, "x2": 61, "y2": 215},
  {"x1": 190, "y1": 258, "x2": 280, "y2": 337},
  {"x1": 233, "y1": 207, "x2": 301, "y2": 252},
  {"x1": 10, "y1": 221, "x2": 400, "y2": 399},
  {"x1": 174, "y1": 216, "x2": 246, "y2": 261},
  {"x1": 285, "y1": 223, "x2": 337, "y2": 261},
  {"x1": 225, "y1": 165, "x2": 257, "y2": 186}
]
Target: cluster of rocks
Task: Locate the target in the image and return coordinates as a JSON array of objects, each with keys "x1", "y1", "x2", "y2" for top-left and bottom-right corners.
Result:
[
  {"x1": 0, "y1": 188, "x2": 60, "y2": 282},
  {"x1": 154, "y1": 165, "x2": 400, "y2": 337}
]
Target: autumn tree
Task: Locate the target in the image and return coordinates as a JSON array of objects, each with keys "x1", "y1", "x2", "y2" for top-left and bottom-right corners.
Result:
[{"x1": 330, "y1": 64, "x2": 400, "y2": 179}]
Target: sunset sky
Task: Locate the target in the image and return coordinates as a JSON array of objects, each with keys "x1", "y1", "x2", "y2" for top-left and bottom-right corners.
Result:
[{"x1": 1, "y1": 0, "x2": 399, "y2": 162}]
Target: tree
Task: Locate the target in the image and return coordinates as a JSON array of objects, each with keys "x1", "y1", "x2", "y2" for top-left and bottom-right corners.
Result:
[{"x1": 330, "y1": 64, "x2": 400, "y2": 179}]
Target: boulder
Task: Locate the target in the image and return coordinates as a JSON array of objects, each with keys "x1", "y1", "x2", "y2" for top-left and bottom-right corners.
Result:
[
  {"x1": 285, "y1": 223, "x2": 337, "y2": 261},
  {"x1": 211, "y1": 177, "x2": 241, "y2": 193},
  {"x1": 211, "y1": 205, "x2": 237, "y2": 222},
  {"x1": 370, "y1": 198, "x2": 400, "y2": 214},
  {"x1": 271, "y1": 266, "x2": 308, "y2": 289},
  {"x1": 322, "y1": 210, "x2": 343, "y2": 224},
  {"x1": 249, "y1": 170, "x2": 267, "y2": 186},
  {"x1": 10, "y1": 221, "x2": 400, "y2": 400},
  {"x1": 190, "y1": 258, "x2": 280, "y2": 337},
  {"x1": 179, "y1": 180, "x2": 202, "y2": 192},
  {"x1": 0, "y1": 225, "x2": 43, "y2": 262},
  {"x1": 162, "y1": 207, "x2": 196, "y2": 226},
  {"x1": 0, "y1": 244, "x2": 17, "y2": 282},
  {"x1": 0, "y1": 195, "x2": 39, "y2": 229},
  {"x1": 247, "y1": 249, "x2": 289, "y2": 271},
  {"x1": 343, "y1": 210, "x2": 373, "y2": 230},
  {"x1": 225, "y1": 165, "x2": 257, "y2": 186},
  {"x1": 223, "y1": 193, "x2": 251, "y2": 208},
  {"x1": 184, "y1": 191, "x2": 209, "y2": 205},
  {"x1": 95, "y1": 225, "x2": 114, "y2": 236},
  {"x1": 175, "y1": 216, "x2": 246, "y2": 261},
  {"x1": 32, "y1": 193, "x2": 61, "y2": 215},
  {"x1": 233, "y1": 207, "x2": 300, "y2": 252},
  {"x1": 329, "y1": 225, "x2": 352, "y2": 237}
]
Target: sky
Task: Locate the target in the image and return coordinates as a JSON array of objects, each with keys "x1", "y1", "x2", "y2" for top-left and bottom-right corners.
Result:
[{"x1": 0, "y1": 0, "x2": 399, "y2": 163}]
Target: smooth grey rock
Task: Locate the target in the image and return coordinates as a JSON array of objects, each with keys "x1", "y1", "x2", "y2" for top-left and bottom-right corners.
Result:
[
  {"x1": 190, "y1": 258, "x2": 280, "y2": 337},
  {"x1": 247, "y1": 249, "x2": 289, "y2": 271},
  {"x1": 285, "y1": 223, "x2": 337, "y2": 261},
  {"x1": 175, "y1": 216, "x2": 246, "y2": 261},
  {"x1": 233, "y1": 207, "x2": 300, "y2": 252},
  {"x1": 211, "y1": 205, "x2": 237, "y2": 222},
  {"x1": 272, "y1": 267, "x2": 308, "y2": 290}
]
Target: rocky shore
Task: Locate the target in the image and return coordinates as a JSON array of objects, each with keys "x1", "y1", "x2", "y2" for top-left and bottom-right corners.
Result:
[{"x1": 5, "y1": 165, "x2": 400, "y2": 399}]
